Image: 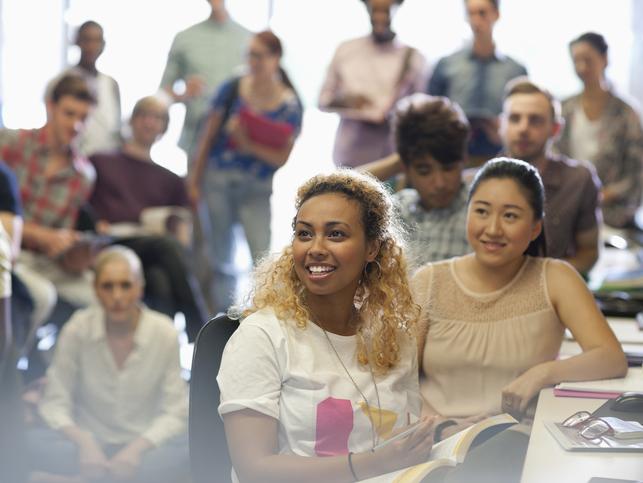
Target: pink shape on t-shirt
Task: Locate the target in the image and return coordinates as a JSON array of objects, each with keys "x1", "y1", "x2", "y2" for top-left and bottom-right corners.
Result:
[{"x1": 314, "y1": 397, "x2": 353, "y2": 456}]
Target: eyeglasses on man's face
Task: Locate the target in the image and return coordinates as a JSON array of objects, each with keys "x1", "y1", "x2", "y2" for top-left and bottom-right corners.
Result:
[{"x1": 562, "y1": 410, "x2": 614, "y2": 440}]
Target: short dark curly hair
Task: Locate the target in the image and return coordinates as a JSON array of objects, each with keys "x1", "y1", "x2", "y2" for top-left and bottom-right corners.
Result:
[{"x1": 393, "y1": 94, "x2": 470, "y2": 167}]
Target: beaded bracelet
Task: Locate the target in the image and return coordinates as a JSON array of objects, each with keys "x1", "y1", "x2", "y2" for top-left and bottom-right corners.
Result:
[{"x1": 348, "y1": 451, "x2": 358, "y2": 481}]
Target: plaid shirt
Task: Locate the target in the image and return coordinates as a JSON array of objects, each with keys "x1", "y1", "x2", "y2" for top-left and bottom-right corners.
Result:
[
  {"x1": 0, "y1": 128, "x2": 95, "y2": 229},
  {"x1": 394, "y1": 184, "x2": 470, "y2": 269}
]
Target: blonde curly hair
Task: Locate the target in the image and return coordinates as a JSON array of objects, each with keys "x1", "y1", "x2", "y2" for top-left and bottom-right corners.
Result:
[{"x1": 243, "y1": 170, "x2": 419, "y2": 374}]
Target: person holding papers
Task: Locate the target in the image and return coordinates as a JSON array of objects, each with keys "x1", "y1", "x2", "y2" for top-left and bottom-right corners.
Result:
[
  {"x1": 217, "y1": 171, "x2": 436, "y2": 482},
  {"x1": 318, "y1": 0, "x2": 427, "y2": 167},
  {"x1": 188, "y1": 30, "x2": 303, "y2": 314},
  {"x1": 412, "y1": 158, "x2": 627, "y2": 482}
]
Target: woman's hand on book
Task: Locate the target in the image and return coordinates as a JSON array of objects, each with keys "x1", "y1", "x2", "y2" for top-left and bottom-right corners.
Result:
[
  {"x1": 372, "y1": 416, "x2": 437, "y2": 472},
  {"x1": 436, "y1": 413, "x2": 488, "y2": 441}
]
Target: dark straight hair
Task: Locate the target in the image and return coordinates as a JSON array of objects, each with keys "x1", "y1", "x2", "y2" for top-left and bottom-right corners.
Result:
[
  {"x1": 468, "y1": 157, "x2": 547, "y2": 257},
  {"x1": 570, "y1": 31, "x2": 608, "y2": 56}
]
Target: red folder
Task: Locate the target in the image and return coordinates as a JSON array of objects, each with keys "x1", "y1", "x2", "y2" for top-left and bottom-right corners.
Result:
[{"x1": 238, "y1": 107, "x2": 294, "y2": 149}]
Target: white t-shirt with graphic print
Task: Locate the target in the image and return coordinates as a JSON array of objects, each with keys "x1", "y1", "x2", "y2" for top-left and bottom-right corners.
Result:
[{"x1": 217, "y1": 307, "x2": 421, "y2": 459}]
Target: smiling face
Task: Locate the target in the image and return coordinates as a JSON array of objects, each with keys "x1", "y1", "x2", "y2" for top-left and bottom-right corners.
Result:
[
  {"x1": 95, "y1": 258, "x2": 143, "y2": 325},
  {"x1": 467, "y1": 177, "x2": 542, "y2": 268},
  {"x1": 293, "y1": 193, "x2": 379, "y2": 305},
  {"x1": 130, "y1": 100, "x2": 168, "y2": 148}
]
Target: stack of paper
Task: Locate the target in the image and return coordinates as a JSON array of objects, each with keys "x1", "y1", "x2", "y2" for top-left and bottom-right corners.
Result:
[{"x1": 554, "y1": 367, "x2": 643, "y2": 399}]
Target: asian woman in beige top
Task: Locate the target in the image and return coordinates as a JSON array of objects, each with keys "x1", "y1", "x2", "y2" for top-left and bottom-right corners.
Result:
[{"x1": 413, "y1": 157, "x2": 627, "y2": 438}]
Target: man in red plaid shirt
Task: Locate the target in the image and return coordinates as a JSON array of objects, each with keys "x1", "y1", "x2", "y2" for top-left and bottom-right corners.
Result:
[{"x1": 0, "y1": 73, "x2": 98, "y2": 329}]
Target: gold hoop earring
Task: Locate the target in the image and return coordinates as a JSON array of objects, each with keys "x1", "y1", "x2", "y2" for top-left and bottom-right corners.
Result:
[{"x1": 363, "y1": 260, "x2": 382, "y2": 281}]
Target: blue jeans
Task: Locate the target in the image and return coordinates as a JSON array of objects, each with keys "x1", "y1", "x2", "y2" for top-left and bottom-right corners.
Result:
[
  {"x1": 26, "y1": 428, "x2": 190, "y2": 483},
  {"x1": 201, "y1": 168, "x2": 272, "y2": 313}
]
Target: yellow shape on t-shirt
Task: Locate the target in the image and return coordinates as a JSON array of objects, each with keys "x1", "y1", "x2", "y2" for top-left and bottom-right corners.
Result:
[{"x1": 358, "y1": 402, "x2": 398, "y2": 439}]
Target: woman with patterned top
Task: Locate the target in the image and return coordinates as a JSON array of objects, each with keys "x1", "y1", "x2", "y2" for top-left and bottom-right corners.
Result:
[{"x1": 555, "y1": 32, "x2": 643, "y2": 228}]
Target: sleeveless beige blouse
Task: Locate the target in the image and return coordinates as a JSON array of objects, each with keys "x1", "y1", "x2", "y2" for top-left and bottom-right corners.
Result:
[{"x1": 413, "y1": 256, "x2": 564, "y2": 418}]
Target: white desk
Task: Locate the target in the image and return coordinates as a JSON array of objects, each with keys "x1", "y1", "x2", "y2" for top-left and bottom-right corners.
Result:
[
  {"x1": 561, "y1": 317, "x2": 643, "y2": 358},
  {"x1": 522, "y1": 315, "x2": 643, "y2": 482},
  {"x1": 521, "y1": 389, "x2": 643, "y2": 483}
]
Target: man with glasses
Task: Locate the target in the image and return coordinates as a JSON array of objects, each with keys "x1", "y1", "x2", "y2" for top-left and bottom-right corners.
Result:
[{"x1": 88, "y1": 96, "x2": 208, "y2": 342}]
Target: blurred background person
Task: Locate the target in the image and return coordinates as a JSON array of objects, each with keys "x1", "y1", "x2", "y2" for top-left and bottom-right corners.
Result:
[
  {"x1": 27, "y1": 246, "x2": 189, "y2": 483},
  {"x1": 89, "y1": 95, "x2": 208, "y2": 342},
  {"x1": 160, "y1": 0, "x2": 251, "y2": 161},
  {"x1": 428, "y1": 0, "x2": 527, "y2": 166},
  {"x1": 500, "y1": 78, "x2": 602, "y2": 275},
  {"x1": 187, "y1": 30, "x2": 303, "y2": 314},
  {"x1": 0, "y1": 220, "x2": 27, "y2": 483},
  {"x1": 160, "y1": 0, "x2": 251, "y2": 312},
  {"x1": 555, "y1": 32, "x2": 643, "y2": 229},
  {"x1": 318, "y1": 0, "x2": 427, "y2": 167},
  {"x1": 48, "y1": 20, "x2": 122, "y2": 157},
  {"x1": 0, "y1": 74, "x2": 99, "y2": 357}
]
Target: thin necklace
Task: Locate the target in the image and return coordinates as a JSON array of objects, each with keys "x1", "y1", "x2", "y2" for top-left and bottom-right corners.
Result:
[{"x1": 321, "y1": 326, "x2": 382, "y2": 451}]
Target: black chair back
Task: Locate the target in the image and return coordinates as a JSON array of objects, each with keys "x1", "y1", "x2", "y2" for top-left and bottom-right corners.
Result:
[{"x1": 189, "y1": 314, "x2": 240, "y2": 483}]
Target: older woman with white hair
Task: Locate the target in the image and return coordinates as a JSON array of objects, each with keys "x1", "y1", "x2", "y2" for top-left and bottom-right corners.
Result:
[{"x1": 28, "y1": 246, "x2": 189, "y2": 483}]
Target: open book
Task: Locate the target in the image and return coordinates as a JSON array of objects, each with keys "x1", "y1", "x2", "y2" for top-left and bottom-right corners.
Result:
[{"x1": 362, "y1": 413, "x2": 517, "y2": 483}]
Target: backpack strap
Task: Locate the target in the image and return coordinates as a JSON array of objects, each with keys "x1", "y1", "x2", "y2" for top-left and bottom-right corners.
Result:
[{"x1": 218, "y1": 76, "x2": 241, "y2": 130}]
